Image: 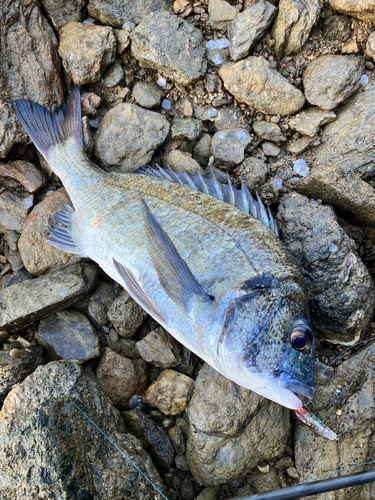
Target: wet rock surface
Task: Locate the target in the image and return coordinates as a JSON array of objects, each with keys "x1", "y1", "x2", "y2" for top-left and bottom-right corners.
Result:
[
  {"x1": 136, "y1": 327, "x2": 183, "y2": 368},
  {"x1": 0, "y1": 361, "x2": 165, "y2": 499},
  {"x1": 107, "y1": 289, "x2": 149, "y2": 338}
]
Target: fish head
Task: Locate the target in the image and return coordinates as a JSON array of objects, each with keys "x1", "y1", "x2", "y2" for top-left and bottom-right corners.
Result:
[{"x1": 217, "y1": 279, "x2": 315, "y2": 409}]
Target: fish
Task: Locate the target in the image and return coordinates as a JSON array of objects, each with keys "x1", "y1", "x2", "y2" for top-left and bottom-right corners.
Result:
[{"x1": 14, "y1": 85, "x2": 315, "y2": 410}]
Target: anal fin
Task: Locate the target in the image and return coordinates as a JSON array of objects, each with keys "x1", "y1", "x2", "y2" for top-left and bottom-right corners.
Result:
[{"x1": 47, "y1": 205, "x2": 83, "y2": 255}]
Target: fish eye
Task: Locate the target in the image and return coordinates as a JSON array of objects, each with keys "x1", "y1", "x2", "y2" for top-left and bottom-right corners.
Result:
[{"x1": 290, "y1": 326, "x2": 313, "y2": 351}]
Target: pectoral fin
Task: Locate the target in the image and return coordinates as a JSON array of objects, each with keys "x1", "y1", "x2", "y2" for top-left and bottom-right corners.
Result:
[
  {"x1": 47, "y1": 205, "x2": 84, "y2": 255},
  {"x1": 141, "y1": 198, "x2": 214, "y2": 313}
]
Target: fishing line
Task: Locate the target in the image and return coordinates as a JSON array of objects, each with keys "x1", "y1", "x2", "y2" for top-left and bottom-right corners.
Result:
[
  {"x1": 0, "y1": 424, "x2": 26, "y2": 446},
  {"x1": 322, "y1": 338, "x2": 374, "y2": 376},
  {"x1": 72, "y1": 402, "x2": 169, "y2": 500}
]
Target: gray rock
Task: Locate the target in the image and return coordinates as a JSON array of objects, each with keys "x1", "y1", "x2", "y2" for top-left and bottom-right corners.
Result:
[
  {"x1": 0, "y1": 161, "x2": 45, "y2": 193},
  {"x1": 88, "y1": 0, "x2": 173, "y2": 28},
  {"x1": 330, "y1": 0, "x2": 375, "y2": 22},
  {"x1": 171, "y1": 118, "x2": 203, "y2": 141},
  {"x1": 288, "y1": 108, "x2": 336, "y2": 137},
  {"x1": 193, "y1": 133, "x2": 212, "y2": 167},
  {"x1": 277, "y1": 193, "x2": 375, "y2": 344},
  {"x1": 132, "y1": 82, "x2": 164, "y2": 108},
  {"x1": 40, "y1": 0, "x2": 86, "y2": 31},
  {"x1": 322, "y1": 14, "x2": 351, "y2": 42},
  {"x1": 0, "y1": 189, "x2": 33, "y2": 233},
  {"x1": 0, "y1": 0, "x2": 63, "y2": 158},
  {"x1": 0, "y1": 346, "x2": 44, "y2": 402},
  {"x1": 238, "y1": 157, "x2": 269, "y2": 192},
  {"x1": 205, "y1": 45, "x2": 228, "y2": 67},
  {"x1": 219, "y1": 57, "x2": 305, "y2": 116},
  {"x1": 297, "y1": 78, "x2": 375, "y2": 226},
  {"x1": 58, "y1": 22, "x2": 116, "y2": 85},
  {"x1": 287, "y1": 135, "x2": 320, "y2": 154},
  {"x1": 186, "y1": 364, "x2": 290, "y2": 486},
  {"x1": 136, "y1": 327, "x2": 183, "y2": 368},
  {"x1": 227, "y1": 1, "x2": 277, "y2": 61},
  {"x1": 0, "y1": 361, "x2": 165, "y2": 499},
  {"x1": 107, "y1": 289, "x2": 149, "y2": 338},
  {"x1": 175, "y1": 345, "x2": 198, "y2": 377},
  {"x1": 303, "y1": 55, "x2": 365, "y2": 111},
  {"x1": 262, "y1": 141, "x2": 281, "y2": 156},
  {"x1": 180, "y1": 479, "x2": 194, "y2": 500},
  {"x1": 162, "y1": 150, "x2": 203, "y2": 174},
  {"x1": 211, "y1": 128, "x2": 251, "y2": 165},
  {"x1": 96, "y1": 347, "x2": 148, "y2": 409},
  {"x1": 252, "y1": 121, "x2": 287, "y2": 142},
  {"x1": 271, "y1": 0, "x2": 321, "y2": 59},
  {"x1": 114, "y1": 28, "x2": 131, "y2": 54},
  {"x1": 294, "y1": 342, "x2": 375, "y2": 499},
  {"x1": 102, "y1": 60, "x2": 124, "y2": 87},
  {"x1": 0, "y1": 263, "x2": 97, "y2": 336},
  {"x1": 18, "y1": 188, "x2": 79, "y2": 276},
  {"x1": 0, "y1": 268, "x2": 33, "y2": 290},
  {"x1": 95, "y1": 103, "x2": 169, "y2": 172},
  {"x1": 168, "y1": 425, "x2": 186, "y2": 455},
  {"x1": 195, "y1": 487, "x2": 221, "y2": 500},
  {"x1": 106, "y1": 337, "x2": 139, "y2": 359},
  {"x1": 37, "y1": 310, "x2": 100, "y2": 363},
  {"x1": 131, "y1": 12, "x2": 207, "y2": 87},
  {"x1": 194, "y1": 105, "x2": 250, "y2": 132},
  {"x1": 122, "y1": 408, "x2": 174, "y2": 471},
  {"x1": 367, "y1": 31, "x2": 375, "y2": 59},
  {"x1": 88, "y1": 280, "x2": 121, "y2": 326},
  {"x1": 209, "y1": 0, "x2": 238, "y2": 30}
]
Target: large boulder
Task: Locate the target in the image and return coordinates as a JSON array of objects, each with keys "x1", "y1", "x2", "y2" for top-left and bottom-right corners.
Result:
[{"x1": 330, "y1": 0, "x2": 375, "y2": 22}]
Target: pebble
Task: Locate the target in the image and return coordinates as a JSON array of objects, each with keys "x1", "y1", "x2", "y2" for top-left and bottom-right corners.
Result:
[
  {"x1": 293, "y1": 159, "x2": 309, "y2": 177},
  {"x1": 271, "y1": 177, "x2": 283, "y2": 190},
  {"x1": 211, "y1": 128, "x2": 251, "y2": 165},
  {"x1": 132, "y1": 81, "x2": 164, "y2": 108},
  {"x1": 162, "y1": 150, "x2": 203, "y2": 175},
  {"x1": 107, "y1": 289, "x2": 149, "y2": 338},
  {"x1": 157, "y1": 77, "x2": 167, "y2": 87},
  {"x1": 136, "y1": 327, "x2": 183, "y2": 368},
  {"x1": 175, "y1": 454, "x2": 189, "y2": 471},
  {"x1": 262, "y1": 141, "x2": 280, "y2": 156},
  {"x1": 208, "y1": 0, "x2": 238, "y2": 30},
  {"x1": 0, "y1": 190, "x2": 34, "y2": 233},
  {"x1": 361, "y1": 74, "x2": 369, "y2": 86},
  {"x1": 0, "y1": 161, "x2": 45, "y2": 193},
  {"x1": 162, "y1": 99, "x2": 172, "y2": 111},
  {"x1": 102, "y1": 60, "x2": 124, "y2": 87}
]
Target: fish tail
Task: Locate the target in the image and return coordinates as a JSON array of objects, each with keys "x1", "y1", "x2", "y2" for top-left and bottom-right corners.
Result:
[{"x1": 14, "y1": 86, "x2": 83, "y2": 160}]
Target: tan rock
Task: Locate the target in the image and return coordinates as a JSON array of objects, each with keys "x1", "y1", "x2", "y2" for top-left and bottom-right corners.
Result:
[
  {"x1": 288, "y1": 108, "x2": 336, "y2": 137},
  {"x1": 366, "y1": 31, "x2": 375, "y2": 59},
  {"x1": 144, "y1": 369, "x2": 195, "y2": 416},
  {"x1": 330, "y1": 0, "x2": 375, "y2": 22},
  {"x1": 96, "y1": 347, "x2": 148, "y2": 409},
  {"x1": 136, "y1": 327, "x2": 183, "y2": 368},
  {"x1": 208, "y1": 0, "x2": 238, "y2": 30},
  {"x1": 0, "y1": 161, "x2": 45, "y2": 193},
  {"x1": 162, "y1": 150, "x2": 203, "y2": 174}
]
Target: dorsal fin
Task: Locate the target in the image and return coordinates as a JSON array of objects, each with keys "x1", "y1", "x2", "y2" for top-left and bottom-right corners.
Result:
[{"x1": 135, "y1": 165, "x2": 278, "y2": 237}]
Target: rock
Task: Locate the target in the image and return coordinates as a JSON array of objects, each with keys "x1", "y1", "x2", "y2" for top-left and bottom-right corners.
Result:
[
  {"x1": 219, "y1": 57, "x2": 305, "y2": 115},
  {"x1": 168, "y1": 425, "x2": 186, "y2": 455},
  {"x1": 209, "y1": 0, "x2": 238, "y2": 30},
  {"x1": 96, "y1": 348, "x2": 148, "y2": 409},
  {"x1": 211, "y1": 128, "x2": 251, "y2": 165},
  {"x1": 133, "y1": 82, "x2": 164, "y2": 108},
  {"x1": 107, "y1": 289, "x2": 149, "y2": 338},
  {"x1": 144, "y1": 369, "x2": 195, "y2": 416},
  {"x1": 263, "y1": 141, "x2": 280, "y2": 156},
  {"x1": 114, "y1": 28, "x2": 131, "y2": 54},
  {"x1": 341, "y1": 38, "x2": 359, "y2": 54},
  {"x1": 88, "y1": 280, "x2": 121, "y2": 326},
  {"x1": 194, "y1": 105, "x2": 250, "y2": 132},
  {"x1": 238, "y1": 469, "x2": 280, "y2": 495},
  {"x1": 271, "y1": 0, "x2": 321, "y2": 59},
  {"x1": 0, "y1": 268, "x2": 33, "y2": 291},
  {"x1": 287, "y1": 135, "x2": 320, "y2": 154},
  {"x1": 180, "y1": 479, "x2": 194, "y2": 500},
  {"x1": 171, "y1": 118, "x2": 203, "y2": 141},
  {"x1": 330, "y1": 0, "x2": 375, "y2": 22},
  {"x1": 131, "y1": 12, "x2": 207, "y2": 87},
  {"x1": 81, "y1": 91, "x2": 102, "y2": 116},
  {"x1": 0, "y1": 0, "x2": 63, "y2": 158},
  {"x1": 303, "y1": 55, "x2": 365, "y2": 111},
  {"x1": 0, "y1": 161, "x2": 45, "y2": 193},
  {"x1": 37, "y1": 310, "x2": 100, "y2": 363},
  {"x1": 277, "y1": 193, "x2": 375, "y2": 344},
  {"x1": 0, "y1": 346, "x2": 44, "y2": 402},
  {"x1": 88, "y1": 0, "x2": 173, "y2": 28},
  {"x1": 288, "y1": 108, "x2": 336, "y2": 137},
  {"x1": 0, "y1": 361, "x2": 165, "y2": 499},
  {"x1": 238, "y1": 157, "x2": 269, "y2": 192},
  {"x1": 193, "y1": 133, "x2": 212, "y2": 166},
  {"x1": 176, "y1": 454, "x2": 189, "y2": 471},
  {"x1": 252, "y1": 121, "x2": 287, "y2": 142},
  {"x1": 195, "y1": 487, "x2": 221, "y2": 500},
  {"x1": 205, "y1": 44, "x2": 228, "y2": 67},
  {"x1": 102, "y1": 60, "x2": 124, "y2": 87},
  {"x1": 122, "y1": 408, "x2": 174, "y2": 470},
  {"x1": 107, "y1": 337, "x2": 139, "y2": 359},
  {"x1": 0, "y1": 263, "x2": 97, "y2": 335},
  {"x1": 136, "y1": 327, "x2": 183, "y2": 368},
  {"x1": 0, "y1": 190, "x2": 33, "y2": 233},
  {"x1": 58, "y1": 22, "x2": 116, "y2": 85},
  {"x1": 186, "y1": 363, "x2": 290, "y2": 486},
  {"x1": 162, "y1": 150, "x2": 203, "y2": 174},
  {"x1": 175, "y1": 345, "x2": 198, "y2": 377},
  {"x1": 18, "y1": 188, "x2": 79, "y2": 276},
  {"x1": 40, "y1": 0, "x2": 86, "y2": 31},
  {"x1": 227, "y1": 1, "x2": 277, "y2": 62},
  {"x1": 95, "y1": 103, "x2": 169, "y2": 172},
  {"x1": 366, "y1": 31, "x2": 375, "y2": 59},
  {"x1": 294, "y1": 342, "x2": 375, "y2": 499},
  {"x1": 322, "y1": 14, "x2": 351, "y2": 42}
]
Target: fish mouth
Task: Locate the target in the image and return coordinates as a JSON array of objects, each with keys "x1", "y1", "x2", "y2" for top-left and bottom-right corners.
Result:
[{"x1": 279, "y1": 371, "x2": 315, "y2": 400}]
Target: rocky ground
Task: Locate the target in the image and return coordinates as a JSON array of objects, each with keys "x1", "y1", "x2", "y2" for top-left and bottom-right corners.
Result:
[{"x1": 1, "y1": 0, "x2": 375, "y2": 499}]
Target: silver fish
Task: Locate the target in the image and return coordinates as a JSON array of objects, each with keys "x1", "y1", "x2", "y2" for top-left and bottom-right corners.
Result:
[{"x1": 14, "y1": 86, "x2": 315, "y2": 410}]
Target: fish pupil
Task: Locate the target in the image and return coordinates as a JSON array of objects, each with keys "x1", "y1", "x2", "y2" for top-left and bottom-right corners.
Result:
[{"x1": 293, "y1": 336, "x2": 306, "y2": 350}]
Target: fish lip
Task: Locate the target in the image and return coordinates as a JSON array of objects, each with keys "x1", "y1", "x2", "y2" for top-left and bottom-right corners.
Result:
[{"x1": 279, "y1": 371, "x2": 315, "y2": 400}]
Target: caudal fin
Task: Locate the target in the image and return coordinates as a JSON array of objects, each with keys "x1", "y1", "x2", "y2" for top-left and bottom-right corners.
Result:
[{"x1": 14, "y1": 86, "x2": 83, "y2": 160}]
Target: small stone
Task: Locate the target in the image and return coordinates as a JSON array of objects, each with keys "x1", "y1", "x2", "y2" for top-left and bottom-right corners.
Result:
[
  {"x1": 107, "y1": 290, "x2": 149, "y2": 338},
  {"x1": 133, "y1": 82, "x2": 164, "y2": 108},
  {"x1": 40, "y1": 0, "x2": 86, "y2": 31},
  {"x1": 157, "y1": 77, "x2": 167, "y2": 87},
  {"x1": 206, "y1": 47, "x2": 227, "y2": 67},
  {"x1": 162, "y1": 150, "x2": 203, "y2": 175},
  {"x1": 88, "y1": 0, "x2": 172, "y2": 27},
  {"x1": 81, "y1": 92, "x2": 101, "y2": 115},
  {"x1": 0, "y1": 161, "x2": 45, "y2": 193},
  {"x1": 129, "y1": 395, "x2": 143, "y2": 409},
  {"x1": 174, "y1": 0, "x2": 190, "y2": 15},
  {"x1": 180, "y1": 478, "x2": 194, "y2": 500},
  {"x1": 211, "y1": 128, "x2": 251, "y2": 165},
  {"x1": 114, "y1": 28, "x2": 130, "y2": 54},
  {"x1": 171, "y1": 118, "x2": 202, "y2": 141},
  {"x1": 238, "y1": 157, "x2": 269, "y2": 192},
  {"x1": 367, "y1": 31, "x2": 375, "y2": 59},
  {"x1": 330, "y1": 243, "x2": 338, "y2": 252},
  {"x1": 252, "y1": 121, "x2": 286, "y2": 142},
  {"x1": 0, "y1": 190, "x2": 34, "y2": 233},
  {"x1": 262, "y1": 141, "x2": 280, "y2": 156},
  {"x1": 168, "y1": 425, "x2": 186, "y2": 455},
  {"x1": 9, "y1": 348, "x2": 21, "y2": 359},
  {"x1": 136, "y1": 327, "x2": 183, "y2": 368},
  {"x1": 193, "y1": 134, "x2": 212, "y2": 167},
  {"x1": 323, "y1": 14, "x2": 351, "y2": 42},
  {"x1": 274, "y1": 456, "x2": 294, "y2": 469},
  {"x1": 143, "y1": 369, "x2": 195, "y2": 416},
  {"x1": 361, "y1": 74, "x2": 369, "y2": 86},
  {"x1": 293, "y1": 159, "x2": 309, "y2": 177},
  {"x1": 342, "y1": 39, "x2": 359, "y2": 54},
  {"x1": 96, "y1": 347, "x2": 148, "y2": 409},
  {"x1": 208, "y1": 0, "x2": 238, "y2": 30},
  {"x1": 271, "y1": 177, "x2": 283, "y2": 190},
  {"x1": 88, "y1": 280, "x2": 120, "y2": 326},
  {"x1": 257, "y1": 464, "x2": 270, "y2": 473},
  {"x1": 102, "y1": 60, "x2": 124, "y2": 87},
  {"x1": 58, "y1": 22, "x2": 116, "y2": 85},
  {"x1": 175, "y1": 454, "x2": 190, "y2": 471},
  {"x1": 288, "y1": 108, "x2": 336, "y2": 137},
  {"x1": 286, "y1": 467, "x2": 299, "y2": 479},
  {"x1": 162, "y1": 99, "x2": 172, "y2": 111}
]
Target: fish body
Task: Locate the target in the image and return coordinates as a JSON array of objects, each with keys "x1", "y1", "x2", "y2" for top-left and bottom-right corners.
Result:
[{"x1": 14, "y1": 87, "x2": 315, "y2": 410}]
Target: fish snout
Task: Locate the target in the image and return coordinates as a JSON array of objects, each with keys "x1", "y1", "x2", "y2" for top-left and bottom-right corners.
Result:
[{"x1": 279, "y1": 371, "x2": 315, "y2": 400}]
